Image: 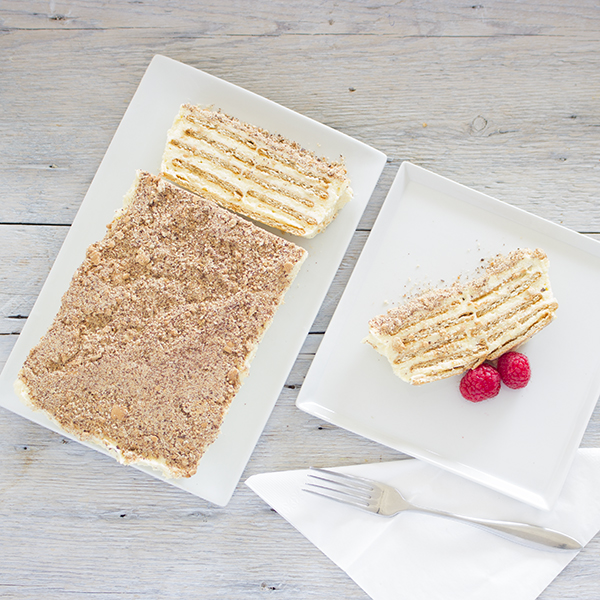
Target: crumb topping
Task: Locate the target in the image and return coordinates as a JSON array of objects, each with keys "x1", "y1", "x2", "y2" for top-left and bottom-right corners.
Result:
[{"x1": 18, "y1": 171, "x2": 307, "y2": 477}]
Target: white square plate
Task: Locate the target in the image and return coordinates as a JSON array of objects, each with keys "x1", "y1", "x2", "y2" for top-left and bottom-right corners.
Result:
[
  {"x1": 297, "y1": 161, "x2": 600, "y2": 510},
  {"x1": 0, "y1": 55, "x2": 386, "y2": 506}
]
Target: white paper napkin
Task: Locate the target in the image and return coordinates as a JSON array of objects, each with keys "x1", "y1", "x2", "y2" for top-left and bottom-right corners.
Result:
[{"x1": 246, "y1": 449, "x2": 600, "y2": 600}]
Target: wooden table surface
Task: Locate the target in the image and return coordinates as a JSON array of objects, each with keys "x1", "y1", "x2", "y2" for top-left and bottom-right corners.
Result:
[{"x1": 1, "y1": 1, "x2": 599, "y2": 598}]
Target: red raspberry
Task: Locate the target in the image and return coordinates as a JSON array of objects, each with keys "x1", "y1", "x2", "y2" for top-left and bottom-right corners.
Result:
[
  {"x1": 497, "y1": 351, "x2": 531, "y2": 389},
  {"x1": 459, "y1": 363, "x2": 501, "y2": 402}
]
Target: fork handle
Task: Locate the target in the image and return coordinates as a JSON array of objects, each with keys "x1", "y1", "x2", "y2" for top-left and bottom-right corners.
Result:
[{"x1": 417, "y1": 509, "x2": 581, "y2": 551}]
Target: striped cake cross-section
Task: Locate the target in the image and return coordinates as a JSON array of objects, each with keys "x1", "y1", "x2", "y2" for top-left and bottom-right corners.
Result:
[
  {"x1": 160, "y1": 104, "x2": 353, "y2": 238},
  {"x1": 364, "y1": 249, "x2": 558, "y2": 385}
]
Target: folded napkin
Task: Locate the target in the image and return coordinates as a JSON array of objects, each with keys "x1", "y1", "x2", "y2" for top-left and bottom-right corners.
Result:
[{"x1": 246, "y1": 449, "x2": 600, "y2": 600}]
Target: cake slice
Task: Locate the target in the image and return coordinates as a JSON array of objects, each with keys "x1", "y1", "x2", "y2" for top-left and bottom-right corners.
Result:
[
  {"x1": 160, "y1": 104, "x2": 353, "y2": 238},
  {"x1": 463, "y1": 249, "x2": 558, "y2": 360},
  {"x1": 364, "y1": 249, "x2": 558, "y2": 385},
  {"x1": 15, "y1": 171, "x2": 307, "y2": 478}
]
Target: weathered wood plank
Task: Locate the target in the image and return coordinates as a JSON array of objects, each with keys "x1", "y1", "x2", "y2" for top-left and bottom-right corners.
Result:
[
  {"x1": 1, "y1": 30, "x2": 599, "y2": 230},
  {"x1": 2, "y1": 0, "x2": 600, "y2": 37},
  {"x1": 0, "y1": 335, "x2": 18, "y2": 372},
  {"x1": 0, "y1": 225, "x2": 68, "y2": 335}
]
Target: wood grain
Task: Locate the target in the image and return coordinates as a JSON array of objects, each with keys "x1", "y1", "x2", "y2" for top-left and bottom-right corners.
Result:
[
  {"x1": 2, "y1": 32, "x2": 599, "y2": 229},
  {"x1": 1, "y1": 1, "x2": 600, "y2": 599},
  {"x1": 2, "y1": 1, "x2": 600, "y2": 37}
]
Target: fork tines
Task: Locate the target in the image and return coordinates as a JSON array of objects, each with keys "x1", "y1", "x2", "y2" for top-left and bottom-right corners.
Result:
[{"x1": 303, "y1": 467, "x2": 376, "y2": 509}]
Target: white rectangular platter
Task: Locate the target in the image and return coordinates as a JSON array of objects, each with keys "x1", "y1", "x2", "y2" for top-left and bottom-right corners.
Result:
[
  {"x1": 297, "y1": 161, "x2": 600, "y2": 510},
  {"x1": 0, "y1": 55, "x2": 387, "y2": 506}
]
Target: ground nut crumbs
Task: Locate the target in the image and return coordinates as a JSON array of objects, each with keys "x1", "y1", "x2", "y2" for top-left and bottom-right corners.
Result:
[
  {"x1": 17, "y1": 171, "x2": 307, "y2": 478},
  {"x1": 111, "y1": 405, "x2": 127, "y2": 420}
]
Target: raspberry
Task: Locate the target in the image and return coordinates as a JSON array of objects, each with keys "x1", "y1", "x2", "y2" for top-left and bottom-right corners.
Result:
[
  {"x1": 459, "y1": 363, "x2": 501, "y2": 402},
  {"x1": 497, "y1": 351, "x2": 531, "y2": 389}
]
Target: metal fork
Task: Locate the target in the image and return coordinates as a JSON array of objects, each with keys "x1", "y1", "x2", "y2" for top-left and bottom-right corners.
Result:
[{"x1": 304, "y1": 467, "x2": 581, "y2": 551}]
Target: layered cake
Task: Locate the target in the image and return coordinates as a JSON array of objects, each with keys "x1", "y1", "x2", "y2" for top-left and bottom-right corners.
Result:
[
  {"x1": 364, "y1": 248, "x2": 558, "y2": 385},
  {"x1": 15, "y1": 171, "x2": 307, "y2": 477},
  {"x1": 160, "y1": 104, "x2": 353, "y2": 238}
]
